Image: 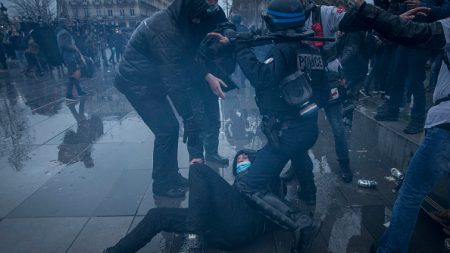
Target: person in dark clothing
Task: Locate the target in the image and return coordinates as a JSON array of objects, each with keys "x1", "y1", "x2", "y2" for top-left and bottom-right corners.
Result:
[
  {"x1": 187, "y1": 0, "x2": 230, "y2": 165},
  {"x1": 103, "y1": 151, "x2": 271, "y2": 253},
  {"x1": 336, "y1": 31, "x2": 373, "y2": 125},
  {"x1": 0, "y1": 32, "x2": 7, "y2": 70},
  {"x1": 31, "y1": 25, "x2": 63, "y2": 68},
  {"x1": 211, "y1": 0, "x2": 328, "y2": 195},
  {"x1": 374, "y1": 0, "x2": 450, "y2": 134},
  {"x1": 24, "y1": 35, "x2": 44, "y2": 77},
  {"x1": 104, "y1": 150, "x2": 315, "y2": 253},
  {"x1": 208, "y1": 0, "x2": 324, "y2": 243},
  {"x1": 57, "y1": 26, "x2": 88, "y2": 101},
  {"x1": 340, "y1": 2, "x2": 450, "y2": 252},
  {"x1": 111, "y1": 29, "x2": 126, "y2": 63},
  {"x1": 114, "y1": 0, "x2": 231, "y2": 198},
  {"x1": 337, "y1": 31, "x2": 370, "y2": 100}
]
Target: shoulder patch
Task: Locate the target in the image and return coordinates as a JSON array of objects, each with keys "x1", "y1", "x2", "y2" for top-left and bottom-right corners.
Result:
[{"x1": 264, "y1": 57, "x2": 274, "y2": 64}]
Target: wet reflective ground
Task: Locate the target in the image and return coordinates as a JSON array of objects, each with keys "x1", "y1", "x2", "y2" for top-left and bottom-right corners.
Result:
[{"x1": 0, "y1": 66, "x2": 445, "y2": 253}]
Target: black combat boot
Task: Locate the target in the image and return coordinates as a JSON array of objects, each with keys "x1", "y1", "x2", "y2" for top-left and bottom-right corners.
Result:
[
  {"x1": 292, "y1": 217, "x2": 322, "y2": 253},
  {"x1": 297, "y1": 187, "x2": 317, "y2": 206},
  {"x1": 153, "y1": 182, "x2": 186, "y2": 198},
  {"x1": 205, "y1": 154, "x2": 229, "y2": 165},
  {"x1": 338, "y1": 159, "x2": 353, "y2": 183},
  {"x1": 374, "y1": 104, "x2": 399, "y2": 121},
  {"x1": 403, "y1": 120, "x2": 424, "y2": 134},
  {"x1": 297, "y1": 178, "x2": 317, "y2": 206},
  {"x1": 173, "y1": 172, "x2": 189, "y2": 188}
]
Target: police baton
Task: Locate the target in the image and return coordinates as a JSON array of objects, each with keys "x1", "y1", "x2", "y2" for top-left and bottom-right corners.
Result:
[{"x1": 229, "y1": 31, "x2": 336, "y2": 47}]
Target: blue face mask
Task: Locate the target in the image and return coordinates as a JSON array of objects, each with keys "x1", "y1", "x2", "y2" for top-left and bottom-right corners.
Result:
[{"x1": 236, "y1": 161, "x2": 252, "y2": 174}]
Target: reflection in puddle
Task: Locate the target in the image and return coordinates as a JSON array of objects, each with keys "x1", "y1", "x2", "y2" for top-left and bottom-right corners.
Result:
[{"x1": 328, "y1": 208, "x2": 362, "y2": 253}]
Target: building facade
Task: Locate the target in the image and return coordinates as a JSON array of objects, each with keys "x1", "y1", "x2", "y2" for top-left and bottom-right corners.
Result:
[
  {"x1": 230, "y1": 0, "x2": 268, "y2": 28},
  {"x1": 60, "y1": 0, "x2": 171, "y2": 29}
]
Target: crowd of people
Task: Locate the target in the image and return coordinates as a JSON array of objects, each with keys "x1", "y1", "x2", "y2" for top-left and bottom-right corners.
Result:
[
  {"x1": 0, "y1": 18, "x2": 128, "y2": 77},
  {"x1": 1, "y1": 0, "x2": 449, "y2": 252},
  {"x1": 102, "y1": 0, "x2": 450, "y2": 252}
]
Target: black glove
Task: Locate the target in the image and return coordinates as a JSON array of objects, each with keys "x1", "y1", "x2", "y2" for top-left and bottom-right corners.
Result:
[{"x1": 183, "y1": 117, "x2": 201, "y2": 147}]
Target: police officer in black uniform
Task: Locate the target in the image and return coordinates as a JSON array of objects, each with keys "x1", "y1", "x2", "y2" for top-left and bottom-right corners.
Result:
[
  {"x1": 208, "y1": 0, "x2": 326, "y2": 250},
  {"x1": 211, "y1": 0, "x2": 328, "y2": 194}
]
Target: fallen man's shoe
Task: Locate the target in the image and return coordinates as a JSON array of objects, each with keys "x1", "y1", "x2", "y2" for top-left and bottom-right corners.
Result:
[
  {"x1": 178, "y1": 234, "x2": 205, "y2": 253},
  {"x1": 292, "y1": 218, "x2": 322, "y2": 253}
]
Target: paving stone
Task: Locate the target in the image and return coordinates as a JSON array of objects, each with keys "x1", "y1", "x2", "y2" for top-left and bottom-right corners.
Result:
[
  {"x1": 0, "y1": 217, "x2": 87, "y2": 253},
  {"x1": 0, "y1": 144, "x2": 66, "y2": 217},
  {"x1": 95, "y1": 170, "x2": 151, "y2": 216},
  {"x1": 7, "y1": 144, "x2": 134, "y2": 218},
  {"x1": 68, "y1": 216, "x2": 134, "y2": 253}
]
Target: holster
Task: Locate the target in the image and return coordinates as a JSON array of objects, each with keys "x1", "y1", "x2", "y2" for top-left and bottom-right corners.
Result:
[{"x1": 261, "y1": 115, "x2": 281, "y2": 150}]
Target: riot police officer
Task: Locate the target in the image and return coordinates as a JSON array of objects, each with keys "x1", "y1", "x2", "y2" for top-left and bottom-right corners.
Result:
[
  {"x1": 209, "y1": 0, "x2": 327, "y2": 250},
  {"x1": 211, "y1": 0, "x2": 328, "y2": 194}
]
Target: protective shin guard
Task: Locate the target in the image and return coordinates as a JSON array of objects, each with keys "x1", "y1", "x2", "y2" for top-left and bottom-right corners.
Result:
[{"x1": 241, "y1": 190, "x2": 320, "y2": 252}]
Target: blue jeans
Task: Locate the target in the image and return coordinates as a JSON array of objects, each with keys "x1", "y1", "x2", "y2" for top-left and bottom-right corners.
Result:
[
  {"x1": 324, "y1": 103, "x2": 349, "y2": 161},
  {"x1": 378, "y1": 127, "x2": 450, "y2": 253},
  {"x1": 240, "y1": 116, "x2": 319, "y2": 191}
]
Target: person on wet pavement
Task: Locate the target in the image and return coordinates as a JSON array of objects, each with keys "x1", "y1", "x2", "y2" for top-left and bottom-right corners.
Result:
[
  {"x1": 304, "y1": 1, "x2": 355, "y2": 185},
  {"x1": 339, "y1": 2, "x2": 450, "y2": 252},
  {"x1": 114, "y1": 0, "x2": 229, "y2": 198},
  {"x1": 187, "y1": 0, "x2": 230, "y2": 165},
  {"x1": 56, "y1": 23, "x2": 88, "y2": 101},
  {"x1": 208, "y1": 0, "x2": 328, "y2": 203},
  {"x1": 104, "y1": 150, "x2": 315, "y2": 253}
]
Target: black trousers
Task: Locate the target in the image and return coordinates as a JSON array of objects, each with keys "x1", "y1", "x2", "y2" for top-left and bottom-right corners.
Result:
[
  {"x1": 121, "y1": 87, "x2": 180, "y2": 190},
  {"x1": 187, "y1": 83, "x2": 221, "y2": 159},
  {"x1": 111, "y1": 164, "x2": 273, "y2": 253}
]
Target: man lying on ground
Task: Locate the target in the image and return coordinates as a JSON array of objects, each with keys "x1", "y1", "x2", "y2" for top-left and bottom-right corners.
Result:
[{"x1": 104, "y1": 150, "x2": 318, "y2": 253}]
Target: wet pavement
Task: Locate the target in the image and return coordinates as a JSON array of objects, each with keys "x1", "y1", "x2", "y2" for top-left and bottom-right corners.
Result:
[{"x1": 0, "y1": 66, "x2": 447, "y2": 253}]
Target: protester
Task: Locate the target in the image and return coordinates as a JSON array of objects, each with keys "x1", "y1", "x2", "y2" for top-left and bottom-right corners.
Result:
[
  {"x1": 57, "y1": 23, "x2": 88, "y2": 101},
  {"x1": 24, "y1": 35, "x2": 44, "y2": 77},
  {"x1": 340, "y1": 2, "x2": 450, "y2": 252},
  {"x1": 374, "y1": 0, "x2": 450, "y2": 134},
  {"x1": 302, "y1": 2, "x2": 355, "y2": 187},
  {"x1": 114, "y1": 0, "x2": 231, "y2": 198},
  {"x1": 0, "y1": 31, "x2": 7, "y2": 70},
  {"x1": 187, "y1": 0, "x2": 231, "y2": 165},
  {"x1": 104, "y1": 150, "x2": 316, "y2": 253}
]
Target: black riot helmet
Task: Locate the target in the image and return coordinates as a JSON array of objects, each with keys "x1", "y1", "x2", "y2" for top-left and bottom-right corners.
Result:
[{"x1": 262, "y1": 0, "x2": 306, "y2": 32}]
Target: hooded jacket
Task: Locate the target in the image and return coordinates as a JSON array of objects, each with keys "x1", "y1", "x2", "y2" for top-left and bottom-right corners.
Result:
[{"x1": 115, "y1": 0, "x2": 209, "y2": 121}]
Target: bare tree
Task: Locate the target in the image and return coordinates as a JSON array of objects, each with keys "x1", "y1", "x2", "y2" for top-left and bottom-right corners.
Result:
[{"x1": 12, "y1": 0, "x2": 55, "y2": 22}]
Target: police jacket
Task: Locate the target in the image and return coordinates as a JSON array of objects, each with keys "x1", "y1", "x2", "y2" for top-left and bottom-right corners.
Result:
[
  {"x1": 115, "y1": 0, "x2": 208, "y2": 121},
  {"x1": 235, "y1": 42, "x2": 328, "y2": 118}
]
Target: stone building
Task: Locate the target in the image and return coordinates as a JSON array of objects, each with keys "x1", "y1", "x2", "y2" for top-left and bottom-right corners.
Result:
[
  {"x1": 230, "y1": 0, "x2": 268, "y2": 28},
  {"x1": 60, "y1": 0, "x2": 171, "y2": 28}
]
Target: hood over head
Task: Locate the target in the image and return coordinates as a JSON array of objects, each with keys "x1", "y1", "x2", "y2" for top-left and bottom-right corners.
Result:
[
  {"x1": 168, "y1": 0, "x2": 209, "y2": 27},
  {"x1": 232, "y1": 149, "x2": 257, "y2": 176}
]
